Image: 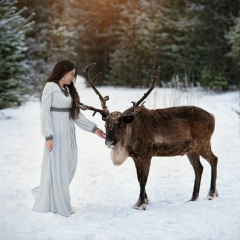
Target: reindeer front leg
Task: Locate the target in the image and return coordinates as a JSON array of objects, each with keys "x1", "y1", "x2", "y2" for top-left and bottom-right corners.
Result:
[{"x1": 132, "y1": 156, "x2": 152, "y2": 210}]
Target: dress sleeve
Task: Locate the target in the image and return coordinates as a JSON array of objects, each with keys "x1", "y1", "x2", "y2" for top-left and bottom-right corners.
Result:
[
  {"x1": 74, "y1": 112, "x2": 98, "y2": 133},
  {"x1": 40, "y1": 83, "x2": 54, "y2": 140}
]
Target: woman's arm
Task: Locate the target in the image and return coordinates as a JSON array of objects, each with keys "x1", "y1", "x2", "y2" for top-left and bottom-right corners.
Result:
[
  {"x1": 74, "y1": 113, "x2": 105, "y2": 138},
  {"x1": 40, "y1": 83, "x2": 54, "y2": 151},
  {"x1": 95, "y1": 128, "x2": 106, "y2": 139}
]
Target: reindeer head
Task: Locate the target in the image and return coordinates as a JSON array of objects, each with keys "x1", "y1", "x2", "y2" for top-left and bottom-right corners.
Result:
[{"x1": 79, "y1": 63, "x2": 160, "y2": 148}]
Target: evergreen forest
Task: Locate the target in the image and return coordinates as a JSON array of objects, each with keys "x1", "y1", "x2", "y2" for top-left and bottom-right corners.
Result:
[{"x1": 0, "y1": 0, "x2": 240, "y2": 109}]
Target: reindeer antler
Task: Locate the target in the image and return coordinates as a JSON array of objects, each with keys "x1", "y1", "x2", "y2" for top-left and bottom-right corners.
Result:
[
  {"x1": 131, "y1": 66, "x2": 161, "y2": 110},
  {"x1": 79, "y1": 63, "x2": 110, "y2": 117}
]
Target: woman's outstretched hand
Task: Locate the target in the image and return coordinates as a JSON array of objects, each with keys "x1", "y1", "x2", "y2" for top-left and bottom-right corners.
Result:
[{"x1": 95, "y1": 128, "x2": 106, "y2": 139}]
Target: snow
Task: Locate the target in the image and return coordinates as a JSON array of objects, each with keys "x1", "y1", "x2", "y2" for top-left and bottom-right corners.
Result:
[{"x1": 0, "y1": 76, "x2": 240, "y2": 240}]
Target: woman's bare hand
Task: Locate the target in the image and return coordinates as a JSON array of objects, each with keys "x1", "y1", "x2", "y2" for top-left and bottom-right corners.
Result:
[
  {"x1": 95, "y1": 128, "x2": 106, "y2": 139},
  {"x1": 45, "y1": 140, "x2": 53, "y2": 152}
]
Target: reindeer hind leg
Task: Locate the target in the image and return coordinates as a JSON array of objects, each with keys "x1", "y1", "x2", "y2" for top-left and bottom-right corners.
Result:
[
  {"x1": 187, "y1": 151, "x2": 203, "y2": 201},
  {"x1": 199, "y1": 149, "x2": 218, "y2": 200}
]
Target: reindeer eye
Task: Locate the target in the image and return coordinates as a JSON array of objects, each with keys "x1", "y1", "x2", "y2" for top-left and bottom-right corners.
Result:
[{"x1": 123, "y1": 116, "x2": 135, "y2": 123}]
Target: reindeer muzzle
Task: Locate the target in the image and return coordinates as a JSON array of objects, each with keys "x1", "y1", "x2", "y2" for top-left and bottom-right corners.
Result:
[{"x1": 105, "y1": 139, "x2": 115, "y2": 147}]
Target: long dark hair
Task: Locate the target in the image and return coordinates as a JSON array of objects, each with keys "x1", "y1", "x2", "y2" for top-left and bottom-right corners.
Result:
[{"x1": 43, "y1": 59, "x2": 80, "y2": 120}]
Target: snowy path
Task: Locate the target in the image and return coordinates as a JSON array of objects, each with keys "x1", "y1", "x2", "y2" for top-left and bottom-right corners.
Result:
[{"x1": 0, "y1": 87, "x2": 240, "y2": 240}]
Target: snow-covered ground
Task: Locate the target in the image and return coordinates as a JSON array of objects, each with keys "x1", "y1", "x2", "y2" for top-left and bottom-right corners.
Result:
[{"x1": 0, "y1": 77, "x2": 240, "y2": 240}]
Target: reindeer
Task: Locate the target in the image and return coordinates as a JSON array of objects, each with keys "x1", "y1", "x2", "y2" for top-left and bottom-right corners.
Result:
[{"x1": 79, "y1": 63, "x2": 218, "y2": 210}]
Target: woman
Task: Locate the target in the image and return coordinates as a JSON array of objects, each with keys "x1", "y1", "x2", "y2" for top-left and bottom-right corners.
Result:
[{"x1": 32, "y1": 59, "x2": 105, "y2": 217}]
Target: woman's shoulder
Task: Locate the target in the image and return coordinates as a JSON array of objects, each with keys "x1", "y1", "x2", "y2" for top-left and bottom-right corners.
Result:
[
  {"x1": 42, "y1": 82, "x2": 60, "y2": 102},
  {"x1": 44, "y1": 82, "x2": 59, "y2": 90}
]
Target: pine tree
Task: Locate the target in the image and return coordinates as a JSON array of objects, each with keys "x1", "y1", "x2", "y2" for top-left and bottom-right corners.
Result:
[
  {"x1": 151, "y1": 0, "x2": 240, "y2": 89},
  {"x1": 12, "y1": 0, "x2": 238, "y2": 90},
  {"x1": 226, "y1": 12, "x2": 240, "y2": 68},
  {"x1": 148, "y1": 0, "x2": 194, "y2": 82},
  {"x1": 108, "y1": 0, "x2": 157, "y2": 87},
  {"x1": 108, "y1": 0, "x2": 199, "y2": 87},
  {"x1": 191, "y1": 0, "x2": 240, "y2": 89},
  {"x1": 70, "y1": 0, "x2": 124, "y2": 85},
  {"x1": 16, "y1": 0, "x2": 75, "y2": 94},
  {"x1": 0, "y1": 0, "x2": 33, "y2": 109}
]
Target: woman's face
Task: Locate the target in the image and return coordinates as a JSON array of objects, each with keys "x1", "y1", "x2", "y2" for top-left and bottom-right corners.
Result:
[{"x1": 62, "y1": 68, "x2": 76, "y2": 85}]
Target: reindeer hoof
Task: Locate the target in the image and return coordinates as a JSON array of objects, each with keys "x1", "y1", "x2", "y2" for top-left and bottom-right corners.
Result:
[
  {"x1": 144, "y1": 197, "x2": 149, "y2": 204},
  {"x1": 207, "y1": 190, "x2": 218, "y2": 200},
  {"x1": 185, "y1": 198, "x2": 198, "y2": 203},
  {"x1": 131, "y1": 203, "x2": 146, "y2": 210}
]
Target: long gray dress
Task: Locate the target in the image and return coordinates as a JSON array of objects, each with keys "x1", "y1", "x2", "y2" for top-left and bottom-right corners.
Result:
[{"x1": 32, "y1": 82, "x2": 97, "y2": 217}]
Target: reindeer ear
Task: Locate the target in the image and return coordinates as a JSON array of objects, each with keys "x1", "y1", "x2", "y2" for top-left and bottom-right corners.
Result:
[{"x1": 123, "y1": 115, "x2": 135, "y2": 124}]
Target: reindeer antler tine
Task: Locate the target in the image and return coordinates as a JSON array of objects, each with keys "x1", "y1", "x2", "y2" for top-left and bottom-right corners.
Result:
[
  {"x1": 133, "y1": 66, "x2": 161, "y2": 108},
  {"x1": 155, "y1": 66, "x2": 161, "y2": 79},
  {"x1": 150, "y1": 66, "x2": 161, "y2": 81},
  {"x1": 79, "y1": 101, "x2": 108, "y2": 116},
  {"x1": 79, "y1": 63, "x2": 110, "y2": 116},
  {"x1": 85, "y1": 63, "x2": 96, "y2": 76},
  {"x1": 92, "y1": 72, "x2": 102, "y2": 84}
]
